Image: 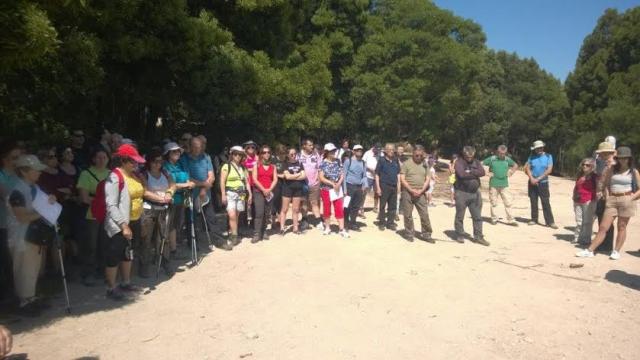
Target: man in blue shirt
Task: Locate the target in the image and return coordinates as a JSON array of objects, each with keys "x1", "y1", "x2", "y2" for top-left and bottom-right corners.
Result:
[
  {"x1": 375, "y1": 143, "x2": 401, "y2": 231},
  {"x1": 179, "y1": 136, "x2": 216, "y2": 251},
  {"x1": 523, "y1": 140, "x2": 557, "y2": 229},
  {"x1": 343, "y1": 145, "x2": 368, "y2": 231}
]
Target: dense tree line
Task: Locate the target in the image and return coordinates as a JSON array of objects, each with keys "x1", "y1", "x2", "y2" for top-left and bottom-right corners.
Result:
[{"x1": 1, "y1": 1, "x2": 638, "y2": 174}]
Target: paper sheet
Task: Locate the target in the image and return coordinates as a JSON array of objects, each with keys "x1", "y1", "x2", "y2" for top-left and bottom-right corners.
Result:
[
  {"x1": 329, "y1": 188, "x2": 344, "y2": 201},
  {"x1": 343, "y1": 195, "x2": 351, "y2": 208},
  {"x1": 32, "y1": 188, "x2": 62, "y2": 225}
]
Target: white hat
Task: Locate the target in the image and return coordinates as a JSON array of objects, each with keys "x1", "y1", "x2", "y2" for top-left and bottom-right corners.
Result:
[
  {"x1": 530, "y1": 140, "x2": 545, "y2": 150},
  {"x1": 230, "y1": 145, "x2": 245, "y2": 154},
  {"x1": 604, "y1": 135, "x2": 616, "y2": 148},
  {"x1": 15, "y1": 155, "x2": 47, "y2": 171},
  {"x1": 353, "y1": 145, "x2": 364, "y2": 151},
  {"x1": 163, "y1": 142, "x2": 182, "y2": 155},
  {"x1": 324, "y1": 143, "x2": 337, "y2": 152}
]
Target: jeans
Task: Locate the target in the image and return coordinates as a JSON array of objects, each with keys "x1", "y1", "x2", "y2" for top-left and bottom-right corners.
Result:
[
  {"x1": 528, "y1": 182, "x2": 555, "y2": 225},
  {"x1": 378, "y1": 183, "x2": 398, "y2": 226},
  {"x1": 454, "y1": 190, "x2": 483, "y2": 239},
  {"x1": 140, "y1": 208, "x2": 170, "y2": 266},
  {"x1": 574, "y1": 201, "x2": 596, "y2": 244},
  {"x1": 253, "y1": 190, "x2": 273, "y2": 237},
  {"x1": 345, "y1": 184, "x2": 364, "y2": 227},
  {"x1": 401, "y1": 189, "x2": 432, "y2": 235}
]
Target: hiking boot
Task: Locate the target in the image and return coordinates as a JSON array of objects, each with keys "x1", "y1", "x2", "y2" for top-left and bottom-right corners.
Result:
[
  {"x1": 262, "y1": 232, "x2": 270, "y2": 241},
  {"x1": 16, "y1": 300, "x2": 42, "y2": 317},
  {"x1": 386, "y1": 223, "x2": 397, "y2": 231},
  {"x1": 418, "y1": 232, "x2": 435, "y2": 244},
  {"x1": 231, "y1": 234, "x2": 241, "y2": 246},
  {"x1": 455, "y1": 236, "x2": 465, "y2": 244},
  {"x1": 378, "y1": 224, "x2": 385, "y2": 231},
  {"x1": 474, "y1": 237, "x2": 490, "y2": 246},
  {"x1": 401, "y1": 231, "x2": 414, "y2": 242},
  {"x1": 349, "y1": 224, "x2": 362, "y2": 232},
  {"x1": 106, "y1": 287, "x2": 128, "y2": 302},
  {"x1": 161, "y1": 258, "x2": 175, "y2": 277},
  {"x1": 138, "y1": 264, "x2": 151, "y2": 279},
  {"x1": 222, "y1": 236, "x2": 234, "y2": 251},
  {"x1": 251, "y1": 233, "x2": 261, "y2": 244},
  {"x1": 548, "y1": 223, "x2": 559, "y2": 230}
]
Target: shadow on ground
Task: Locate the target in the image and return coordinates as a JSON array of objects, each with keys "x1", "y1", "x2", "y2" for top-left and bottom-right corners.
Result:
[{"x1": 605, "y1": 270, "x2": 640, "y2": 291}]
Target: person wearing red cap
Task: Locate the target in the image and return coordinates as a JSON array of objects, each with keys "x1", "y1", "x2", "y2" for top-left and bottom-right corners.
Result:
[{"x1": 103, "y1": 144, "x2": 146, "y2": 301}]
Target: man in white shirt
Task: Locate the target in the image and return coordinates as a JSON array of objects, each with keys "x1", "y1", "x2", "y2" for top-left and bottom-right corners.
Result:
[{"x1": 362, "y1": 144, "x2": 380, "y2": 214}]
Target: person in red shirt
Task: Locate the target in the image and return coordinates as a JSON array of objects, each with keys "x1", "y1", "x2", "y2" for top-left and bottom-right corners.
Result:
[
  {"x1": 572, "y1": 158, "x2": 597, "y2": 245},
  {"x1": 252, "y1": 145, "x2": 278, "y2": 243}
]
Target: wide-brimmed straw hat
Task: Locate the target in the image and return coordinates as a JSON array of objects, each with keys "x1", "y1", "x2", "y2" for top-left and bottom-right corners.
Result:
[
  {"x1": 595, "y1": 142, "x2": 615, "y2": 154},
  {"x1": 530, "y1": 140, "x2": 545, "y2": 150}
]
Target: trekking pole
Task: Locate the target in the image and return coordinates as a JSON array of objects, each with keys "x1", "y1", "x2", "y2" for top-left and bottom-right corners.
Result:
[
  {"x1": 54, "y1": 225, "x2": 71, "y2": 314},
  {"x1": 186, "y1": 190, "x2": 198, "y2": 266},
  {"x1": 156, "y1": 207, "x2": 170, "y2": 279}
]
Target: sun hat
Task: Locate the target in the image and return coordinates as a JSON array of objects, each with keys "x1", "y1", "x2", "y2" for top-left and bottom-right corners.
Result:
[
  {"x1": 243, "y1": 140, "x2": 257, "y2": 148},
  {"x1": 595, "y1": 142, "x2": 615, "y2": 154},
  {"x1": 615, "y1": 146, "x2": 632, "y2": 158},
  {"x1": 353, "y1": 145, "x2": 364, "y2": 151},
  {"x1": 530, "y1": 140, "x2": 545, "y2": 150},
  {"x1": 324, "y1": 143, "x2": 337, "y2": 152},
  {"x1": 163, "y1": 142, "x2": 182, "y2": 155},
  {"x1": 15, "y1": 155, "x2": 47, "y2": 171},
  {"x1": 605, "y1": 135, "x2": 616, "y2": 147},
  {"x1": 230, "y1": 145, "x2": 245, "y2": 154},
  {"x1": 114, "y1": 144, "x2": 146, "y2": 163}
]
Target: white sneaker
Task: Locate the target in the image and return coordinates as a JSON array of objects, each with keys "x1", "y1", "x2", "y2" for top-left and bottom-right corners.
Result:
[
  {"x1": 339, "y1": 229, "x2": 350, "y2": 238},
  {"x1": 575, "y1": 249, "x2": 594, "y2": 258},
  {"x1": 610, "y1": 250, "x2": 621, "y2": 260},
  {"x1": 322, "y1": 227, "x2": 331, "y2": 236},
  {"x1": 316, "y1": 222, "x2": 325, "y2": 231}
]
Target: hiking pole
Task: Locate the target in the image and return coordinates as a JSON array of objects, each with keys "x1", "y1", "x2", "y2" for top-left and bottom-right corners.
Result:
[
  {"x1": 156, "y1": 207, "x2": 170, "y2": 279},
  {"x1": 185, "y1": 190, "x2": 198, "y2": 266},
  {"x1": 54, "y1": 225, "x2": 71, "y2": 314}
]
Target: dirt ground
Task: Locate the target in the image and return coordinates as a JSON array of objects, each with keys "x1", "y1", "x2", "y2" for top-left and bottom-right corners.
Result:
[{"x1": 6, "y1": 169, "x2": 640, "y2": 359}]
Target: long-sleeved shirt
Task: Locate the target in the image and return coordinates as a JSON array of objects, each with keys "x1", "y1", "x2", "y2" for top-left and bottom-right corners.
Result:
[
  {"x1": 455, "y1": 158, "x2": 485, "y2": 193},
  {"x1": 104, "y1": 170, "x2": 130, "y2": 238},
  {"x1": 343, "y1": 157, "x2": 367, "y2": 187}
]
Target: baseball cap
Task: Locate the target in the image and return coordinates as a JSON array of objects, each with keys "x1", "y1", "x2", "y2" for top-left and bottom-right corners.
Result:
[
  {"x1": 324, "y1": 143, "x2": 337, "y2": 152},
  {"x1": 114, "y1": 144, "x2": 146, "y2": 163},
  {"x1": 353, "y1": 145, "x2": 364, "y2": 151},
  {"x1": 15, "y1": 155, "x2": 47, "y2": 171}
]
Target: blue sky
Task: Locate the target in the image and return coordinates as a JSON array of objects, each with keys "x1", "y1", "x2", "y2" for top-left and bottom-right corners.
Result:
[{"x1": 434, "y1": 0, "x2": 640, "y2": 81}]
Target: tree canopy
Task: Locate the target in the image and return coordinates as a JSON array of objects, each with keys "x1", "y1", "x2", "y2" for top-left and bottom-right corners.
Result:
[{"x1": 1, "y1": 1, "x2": 638, "y2": 173}]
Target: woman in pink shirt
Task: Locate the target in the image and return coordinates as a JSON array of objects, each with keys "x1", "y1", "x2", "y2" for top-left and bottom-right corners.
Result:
[{"x1": 572, "y1": 158, "x2": 597, "y2": 245}]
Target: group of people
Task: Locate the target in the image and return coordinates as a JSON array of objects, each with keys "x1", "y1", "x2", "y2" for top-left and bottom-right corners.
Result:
[{"x1": 0, "y1": 129, "x2": 638, "y2": 317}]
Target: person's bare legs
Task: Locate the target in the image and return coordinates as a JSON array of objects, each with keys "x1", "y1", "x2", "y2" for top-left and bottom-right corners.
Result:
[
  {"x1": 280, "y1": 197, "x2": 291, "y2": 233},
  {"x1": 338, "y1": 217, "x2": 345, "y2": 231},
  {"x1": 105, "y1": 266, "x2": 118, "y2": 288},
  {"x1": 588, "y1": 214, "x2": 616, "y2": 252},
  {"x1": 292, "y1": 197, "x2": 301, "y2": 232},
  {"x1": 119, "y1": 260, "x2": 131, "y2": 284},
  {"x1": 614, "y1": 217, "x2": 630, "y2": 251},
  {"x1": 227, "y1": 209, "x2": 238, "y2": 235}
]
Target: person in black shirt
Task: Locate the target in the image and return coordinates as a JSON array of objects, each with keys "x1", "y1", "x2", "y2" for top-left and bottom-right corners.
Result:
[
  {"x1": 375, "y1": 143, "x2": 401, "y2": 231},
  {"x1": 453, "y1": 146, "x2": 489, "y2": 246}
]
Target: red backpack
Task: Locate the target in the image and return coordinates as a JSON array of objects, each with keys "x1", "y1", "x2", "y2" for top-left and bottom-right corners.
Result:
[{"x1": 91, "y1": 168, "x2": 124, "y2": 223}]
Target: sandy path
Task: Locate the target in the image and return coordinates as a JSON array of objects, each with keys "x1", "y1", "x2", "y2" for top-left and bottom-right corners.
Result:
[{"x1": 7, "y1": 171, "x2": 640, "y2": 359}]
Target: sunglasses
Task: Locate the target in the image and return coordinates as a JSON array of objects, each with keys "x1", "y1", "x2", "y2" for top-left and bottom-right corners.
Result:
[{"x1": 261, "y1": 151, "x2": 271, "y2": 154}]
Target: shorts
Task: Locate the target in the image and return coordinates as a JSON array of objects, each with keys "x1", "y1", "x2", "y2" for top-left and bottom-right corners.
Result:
[
  {"x1": 169, "y1": 204, "x2": 185, "y2": 233},
  {"x1": 604, "y1": 195, "x2": 636, "y2": 218},
  {"x1": 283, "y1": 184, "x2": 304, "y2": 198},
  {"x1": 367, "y1": 178, "x2": 375, "y2": 188},
  {"x1": 226, "y1": 190, "x2": 246, "y2": 212},
  {"x1": 306, "y1": 183, "x2": 321, "y2": 204},
  {"x1": 105, "y1": 220, "x2": 140, "y2": 267},
  {"x1": 427, "y1": 180, "x2": 435, "y2": 194}
]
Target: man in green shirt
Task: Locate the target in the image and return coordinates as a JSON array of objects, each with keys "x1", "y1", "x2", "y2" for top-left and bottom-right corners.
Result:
[
  {"x1": 399, "y1": 145, "x2": 434, "y2": 242},
  {"x1": 482, "y1": 145, "x2": 518, "y2": 225}
]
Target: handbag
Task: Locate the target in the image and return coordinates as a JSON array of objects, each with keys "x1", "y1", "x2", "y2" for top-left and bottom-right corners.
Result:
[{"x1": 25, "y1": 218, "x2": 56, "y2": 247}]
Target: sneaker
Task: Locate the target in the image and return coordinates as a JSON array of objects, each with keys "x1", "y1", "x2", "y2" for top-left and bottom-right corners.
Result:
[
  {"x1": 280, "y1": 229, "x2": 286, "y2": 237},
  {"x1": 548, "y1": 223, "x2": 559, "y2": 230},
  {"x1": 418, "y1": 233, "x2": 435, "y2": 244},
  {"x1": 395, "y1": 214, "x2": 400, "y2": 221},
  {"x1": 300, "y1": 220, "x2": 310, "y2": 231},
  {"x1": 507, "y1": 220, "x2": 518, "y2": 227},
  {"x1": 490, "y1": 219, "x2": 498, "y2": 225},
  {"x1": 387, "y1": 223, "x2": 398, "y2": 231},
  {"x1": 349, "y1": 224, "x2": 362, "y2": 232},
  {"x1": 106, "y1": 288, "x2": 128, "y2": 301},
  {"x1": 119, "y1": 283, "x2": 143, "y2": 293},
  {"x1": 221, "y1": 238, "x2": 233, "y2": 251},
  {"x1": 610, "y1": 250, "x2": 621, "y2": 260},
  {"x1": 262, "y1": 233, "x2": 270, "y2": 241},
  {"x1": 474, "y1": 238, "x2": 490, "y2": 246},
  {"x1": 316, "y1": 222, "x2": 325, "y2": 231},
  {"x1": 322, "y1": 227, "x2": 332, "y2": 236},
  {"x1": 401, "y1": 231, "x2": 414, "y2": 242},
  {"x1": 527, "y1": 220, "x2": 537, "y2": 226},
  {"x1": 455, "y1": 236, "x2": 465, "y2": 244},
  {"x1": 294, "y1": 229, "x2": 303, "y2": 235},
  {"x1": 251, "y1": 234, "x2": 261, "y2": 244},
  {"x1": 428, "y1": 203, "x2": 436, "y2": 207},
  {"x1": 16, "y1": 299, "x2": 42, "y2": 317},
  {"x1": 378, "y1": 224, "x2": 385, "y2": 231},
  {"x1": 161, "y1": 259, "x2": 175, "y2": 277},
  {"x1": 575, "y1": 249, "x2": 594, "y2": 258},
  {"x1": 339, "y1": 229, "x2": 350, "y2": 238}
]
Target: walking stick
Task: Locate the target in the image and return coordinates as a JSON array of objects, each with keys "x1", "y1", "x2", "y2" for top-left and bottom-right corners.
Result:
[
  {"x1": 54, "y1": 226, "x2": 71, "y2": 314},
  {"x1": 156, "y1": 207, "x2": 170, "y2": 278},
  {"x1": 185, "y1": 190, "x2": 198, "y2": 266}
]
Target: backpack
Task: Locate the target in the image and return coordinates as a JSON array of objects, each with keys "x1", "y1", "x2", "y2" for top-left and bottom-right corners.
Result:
[{"x1": 91, "y1": 168, "x2": 124, "y2": 223}]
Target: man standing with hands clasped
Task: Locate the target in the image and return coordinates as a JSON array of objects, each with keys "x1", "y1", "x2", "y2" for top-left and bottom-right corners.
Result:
[
  {"x1": 453, "y1": 146, "x2": 489, "y2": 246},
  {"x1": 524, "y1": 140, "x2": 558, "y2": 229},
  {"x1": 483, "y1": 145, "x2": 518, "y2": 226},
  {"x1": 375, "y1": 143, "x2": 401, "y2": 231},
  {"x1": 399, "y1": 145, "x2": 434, "y2": 243}
]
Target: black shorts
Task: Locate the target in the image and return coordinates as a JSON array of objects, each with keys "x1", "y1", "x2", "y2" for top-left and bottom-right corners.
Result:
[
  {"x1": 105, "y1": 220, "x2": 140, "y2": 267},
  {"x1": 282, "y1": 183, "x2": 304, "y2": 198}
]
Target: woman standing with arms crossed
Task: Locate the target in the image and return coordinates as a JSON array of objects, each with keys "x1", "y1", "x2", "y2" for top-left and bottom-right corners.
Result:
[
  {"x1": 279, "y1": 147, "x2": 306, "y2": 236},
  {"x1": 576, "y1": 147, "x2": 640, "y2": 259},
  {"x1": 252, "y1": 145, "x2": 278, "y2": 243}
]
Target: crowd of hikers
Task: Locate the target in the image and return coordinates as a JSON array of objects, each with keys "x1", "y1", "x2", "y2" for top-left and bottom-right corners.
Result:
[{"x1": 0, "y1": 130, "x2": 638, "y2": 318}]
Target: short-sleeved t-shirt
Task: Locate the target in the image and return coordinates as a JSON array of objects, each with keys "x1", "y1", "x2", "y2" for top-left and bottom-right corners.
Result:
[
  {"x1": 375, "y1": 157, "x2": 401, "y2": 187},
  {"x1": 319, "y1": 160, "x2": 342, "y2": 189},
  {"x1": 482, "y1": 156, "x2": 516, "y2": 188},
  {"x1": 77, "y1": 166, "x2": 109, "y2": 219},
  {"x1": 284, "y1": 161, "x2": 305, "y2": 189},
  {"x1": 401, "y1": 159, "x2": 429, "y2": 189},
  {"x1": 221, "y1": 163, "x2": 247, "y2": 190},
  {"x1": 527, "y1": 153, "x2": 553, "y2": 183},
  {"x1": 298, "y1": 151, "x2": 320, "y2": 186},
  {"x1": 179, "y1": 153, "x2": 213, "y2": 183},
  {"x1": 123, "y1": 172, "x2": 144, "y2": 221},
  {"x1": 163, "y1": 161, "x2": 189, "y2": 205}
]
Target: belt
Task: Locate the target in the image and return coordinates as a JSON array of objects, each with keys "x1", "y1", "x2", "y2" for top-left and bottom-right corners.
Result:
[{"x1": 610, "y1": 191, "x2": 632, "y2": 197}]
